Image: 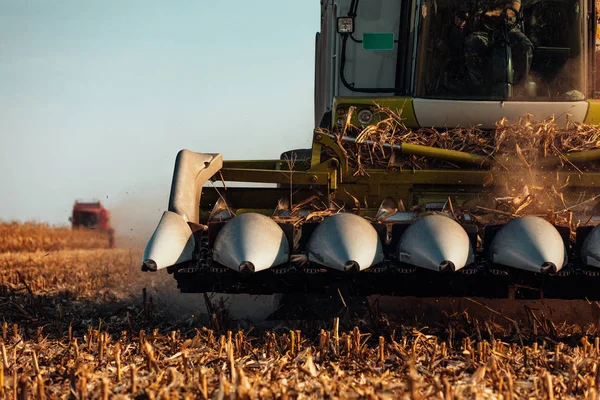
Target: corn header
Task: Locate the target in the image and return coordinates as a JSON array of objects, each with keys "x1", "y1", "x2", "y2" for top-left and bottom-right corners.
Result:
[{"x1": 142, "y1": 0, "x2": 600, "y2": 302}]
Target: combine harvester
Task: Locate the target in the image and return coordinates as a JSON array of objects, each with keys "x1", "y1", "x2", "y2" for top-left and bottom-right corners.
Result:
[
  {"x1": 143, "y1": 0, "x2": 600, "y2": 319},
  {"x1": 70, "y1": 201, "x2": 115, "y2": 248}
]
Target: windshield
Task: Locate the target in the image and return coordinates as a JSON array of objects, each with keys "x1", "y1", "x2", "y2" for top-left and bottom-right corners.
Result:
[
  {"x1": 77, "y1": 212, "x2": 99, "y2": 227},
  {"x1": 416, "y1": 0, "x2": 586, "y2": 101}
]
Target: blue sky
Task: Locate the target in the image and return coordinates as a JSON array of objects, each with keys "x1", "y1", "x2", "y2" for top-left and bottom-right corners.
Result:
[{"x1": 0, "y1": 1, "x2": 318, "y2": 230}]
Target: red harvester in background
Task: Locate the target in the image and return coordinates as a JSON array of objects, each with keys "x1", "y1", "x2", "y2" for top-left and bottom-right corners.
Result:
[{"x1": 70, "y1": 201, "x2": 115, "y2": 248}]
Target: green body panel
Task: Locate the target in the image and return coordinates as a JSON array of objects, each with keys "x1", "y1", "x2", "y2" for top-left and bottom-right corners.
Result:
[
  {"x1": 585, "y1": 100, "x2": 600, "y2": 124},
  {"x1": 332, "y1": 97, "x2": 418, "y2": 128}
]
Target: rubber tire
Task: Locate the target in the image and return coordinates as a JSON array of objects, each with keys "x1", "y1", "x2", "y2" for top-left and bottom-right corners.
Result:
[{"x1": 279, "y1": 148, "x2": 312, "y2": 161}]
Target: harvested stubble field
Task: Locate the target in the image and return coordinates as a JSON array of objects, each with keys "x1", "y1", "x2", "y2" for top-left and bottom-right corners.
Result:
[
  {"x1": 3, "y1": 223, "x2": 600, "y2": 399},
  {"x1": 0, "y1": 222, "x2": 112, "y2": 253}
]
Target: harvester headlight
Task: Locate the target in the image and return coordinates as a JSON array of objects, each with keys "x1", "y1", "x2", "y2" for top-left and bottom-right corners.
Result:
[
  {"x1": 357, "y1": 109, "x2": 373, "y2": 124},
  {"x1": 337, "y1": 17, "x2": 354, "y2": 34},
  {"x1": 336, "y1": 117, "x2": 344, "y2": 126},
  {"x1": 337, "y1": 108, "x2": 346, "y2": 115}
]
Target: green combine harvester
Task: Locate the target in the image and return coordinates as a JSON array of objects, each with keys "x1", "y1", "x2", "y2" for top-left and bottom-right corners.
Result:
[{"x1": 142, "y1": 0, "x2": 600, "y2": 307}]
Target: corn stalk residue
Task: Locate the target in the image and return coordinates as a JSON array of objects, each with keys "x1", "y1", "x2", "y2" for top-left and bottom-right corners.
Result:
[{"x1": 316, "y1": 106, "x2": 600, "y2": 233}]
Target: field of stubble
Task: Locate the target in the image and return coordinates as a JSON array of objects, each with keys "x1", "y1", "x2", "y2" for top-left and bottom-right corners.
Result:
[{"x1": 2, "y1": 222, "x2": 600, "y2": 399}]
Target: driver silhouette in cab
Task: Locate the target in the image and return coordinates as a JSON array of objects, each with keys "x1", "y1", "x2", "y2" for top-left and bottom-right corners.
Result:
[{"x1": 463, "y1": 0, "x2": 534, "y2": 96}]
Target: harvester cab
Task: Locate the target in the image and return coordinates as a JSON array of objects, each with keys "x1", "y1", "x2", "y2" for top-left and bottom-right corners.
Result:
[
  {"x1": 71, "y1": 201, "x2": 109, "y2": 230},
  {"x1": 142, "y1": 0, "x2": 600, "y2": 303}
]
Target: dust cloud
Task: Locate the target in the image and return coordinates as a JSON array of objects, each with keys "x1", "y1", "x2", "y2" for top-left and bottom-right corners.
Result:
[
  {"x1": 108, "y1": 188, "x2": 168, "y2": 250},
  {"x1": 119, "y1": 264, "x2": 280, "y2": 326},
  {"x1": 106, "y1": 188, "x2": 280, "y2": 324}
]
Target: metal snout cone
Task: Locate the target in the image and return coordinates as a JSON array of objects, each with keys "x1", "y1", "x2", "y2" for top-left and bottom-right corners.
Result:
[
  {"x1": 540, "y1": 262, "x2": 558, "y2": 274},
  {"x1": 490, "y1": 216, "x2": 566, "y2": 273},
  {"x1": 396, "y1": 214, "x2": 474, "y2": 272},
  {"x1": 212, "y1": 213, "x2": 290, "y2": 272},
  {"x1": 142, "y1": 211, "x2": 195, "y2": 271},
  {"x1": 307, "y1": 213, "x2": 384, "y2": 272},
  {"x1": 344, "y1": 261, "x2": 360, "y2": 273},
  {"x1": 142, "y1": 260, "x2": 158, "y2": 272},
  {"x1": 439, "y1": 261, "x2": 456, "y2": 273},
  {"x1": 238, "y1": 261, "x2": 256, "y2": 274},
  {"x1": 581, "y1": 224, "x2": 600, "y2": 268}
]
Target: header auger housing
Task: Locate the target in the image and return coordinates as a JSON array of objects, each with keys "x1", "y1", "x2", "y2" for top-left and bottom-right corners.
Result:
[{"x1": 143, "y1": 0, "x2": 600, "y2": 302}]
